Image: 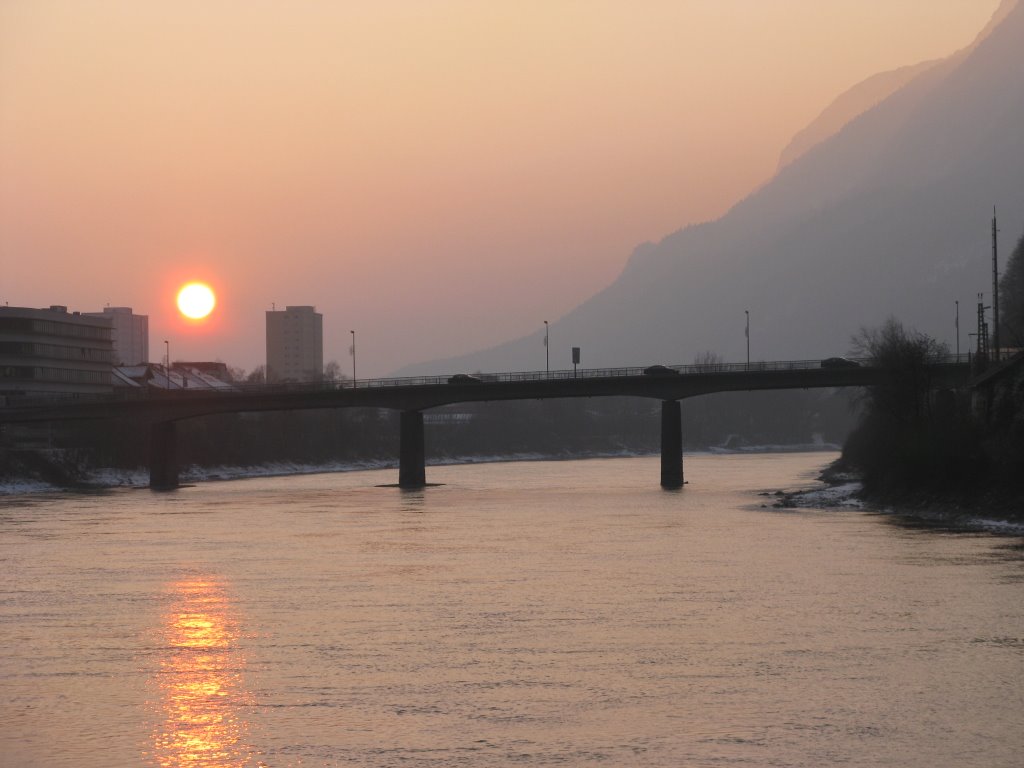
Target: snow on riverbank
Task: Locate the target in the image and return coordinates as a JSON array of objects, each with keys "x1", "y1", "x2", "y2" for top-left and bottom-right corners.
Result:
[
  {"x1": 762, "y1": 479, "x2": 864, "y2": 511},
  {"x1": 709, "y1": 441, "x2": 841, "y2": 455},
  {"x1": 0, "y1": 448, "x2": 659, "y2": 495},
  {"x1": 2, "y1": 441, "x2": 849, "y2": 496},
  {"x1": 765, "y1": 467, "x2": 1024, "y2": 534},
  {"x1": 787, "y1": 481, "x2": 865, "y2": 508},
  {"x1": 0, "y1": 478, "x2": 63, "y2": 495}
]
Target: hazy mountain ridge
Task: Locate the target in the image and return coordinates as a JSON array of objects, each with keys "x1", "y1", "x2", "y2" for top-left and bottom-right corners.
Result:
[
  {"x1": 399, "y1": 1, "x2": 1024, "y2": 376},
  {"x1": 777, "y1": 0, "x2": 1020, "y2": 171},
  {"x1": 776, "y1": 61, "x2": 939, "y2": 172}
]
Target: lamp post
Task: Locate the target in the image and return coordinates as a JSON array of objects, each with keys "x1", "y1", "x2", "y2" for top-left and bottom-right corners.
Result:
[
  {"x1": 544, "y1": 320, "x2": 549, "y2": 377},
  {"x1": 350, "y1": 330, "x2": 356, "y2": 388},
  {"x1": 744, "y1": 310, "x2": 750, "y2": 369},
  {"x1": 164, "y1": 340, "x2": 171, "y2": 387}
]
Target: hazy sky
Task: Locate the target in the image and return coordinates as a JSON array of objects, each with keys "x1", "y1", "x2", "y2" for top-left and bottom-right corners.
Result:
[{"x1": 0, "y1": 0, "x2": 1003, "y2": 375}]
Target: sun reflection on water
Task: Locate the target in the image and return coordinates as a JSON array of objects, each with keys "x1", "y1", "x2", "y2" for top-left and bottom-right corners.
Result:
[{"x1": 150, "y1": 578, "x2": 255, "y2": 767}]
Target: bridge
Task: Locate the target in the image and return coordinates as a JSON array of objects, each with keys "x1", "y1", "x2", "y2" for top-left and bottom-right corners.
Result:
[{"x1": 0, "y1": 358, "x2": 970, "y2": 490}]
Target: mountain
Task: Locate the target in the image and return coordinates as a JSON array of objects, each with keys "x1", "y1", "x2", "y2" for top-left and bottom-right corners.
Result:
[
  {"x1": 401, "y1": 1, "x2": 1024, "y2": 376},
  {"x1": 776, "y1": 61, "x2": 938, "y2": 172},
  {"x1": 779, "y1": 0, "x2": 1020, "y2": 171}
]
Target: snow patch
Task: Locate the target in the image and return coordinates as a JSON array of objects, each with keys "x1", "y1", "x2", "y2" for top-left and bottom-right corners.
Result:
[
  {"x1": 0, "y1": 449, "x2": 657, "y2": 495},
  {"x1": 0, "y1": 478, "x2": 62, "y2": 495},
  {"x1": 709, "y1": 442, "x2": 841, "y2": 455},
  {"x1": 790, "y1": 481, "x2": 865, "y2": 508}
]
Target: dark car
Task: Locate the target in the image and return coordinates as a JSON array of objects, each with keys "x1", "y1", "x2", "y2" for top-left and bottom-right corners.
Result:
[
  {"x1": 447, "y1": 373, "x2": 482, "y2": 384},
  {"x1": 643, "y1": 364, "x2": 680, "y2": 376},
  {"x1": 820, "y1": 357, "x2": 860, "y2": 369}
]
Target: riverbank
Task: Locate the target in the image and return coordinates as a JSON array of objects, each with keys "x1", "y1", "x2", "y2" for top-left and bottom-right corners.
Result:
[
  {"x1": 0, "y1": 448, "x2": 654, "y2": 495},
  {"x1": 858, "y1": 485, "x2": 1024, "y2": 531},
  {"x1": 0, "y1": 443, "x2": 841, "y2": 495},
  {"x1": 773, "y1": 458, "x2": 1024, "y2": 532}
]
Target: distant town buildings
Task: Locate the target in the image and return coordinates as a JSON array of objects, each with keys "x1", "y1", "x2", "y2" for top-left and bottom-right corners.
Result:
[
  {"x1": 83, "y1": 306, "x2": 149, "y2": 365},
  {"x1": 1, "y1": 300, "x2": 334, "y2": 400},
  {"x1": 0, "y1": 305, "x2": 115, "y2": 399},
  {"x1": 113, "y1": 361, "x2": 236, "y2": 392},
  {"x1": 0, "y1": 303, "x2": 257, "y2": 402},
  {"x1": 266, "y1": 306, "x2": 323, "y2": 383},
  {"x1": 176, "y1": 361, "x2": 231, "y2": 381}
]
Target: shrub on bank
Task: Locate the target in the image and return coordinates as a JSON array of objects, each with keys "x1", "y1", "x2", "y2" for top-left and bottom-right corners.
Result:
[{"x1": 842, "y1": 317, "x2": 1022, "y2": 500}]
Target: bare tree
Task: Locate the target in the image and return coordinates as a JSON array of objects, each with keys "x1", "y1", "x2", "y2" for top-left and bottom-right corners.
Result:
[
  {"x1": 850, "y1": 317, "x2": 948, "y2": 422},
  {"x1": 693, "y1": 350, "x2": 724, "y2": 372},
  {"x1": 246, "y1": 365, "x2": 267, "y2": 385},
  {"x1": 323, "y1": 360, "x2": 343, "y2": 381}
]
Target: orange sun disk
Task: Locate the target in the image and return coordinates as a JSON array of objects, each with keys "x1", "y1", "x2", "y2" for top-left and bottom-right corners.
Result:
[{"x1": 177, "y1": 283, "x2": 216, "y2": 320}]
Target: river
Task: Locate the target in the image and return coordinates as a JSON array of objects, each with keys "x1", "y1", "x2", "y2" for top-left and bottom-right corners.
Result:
[{"x1": 1, "y1": 452, "x2": 1021, "y2": 767}]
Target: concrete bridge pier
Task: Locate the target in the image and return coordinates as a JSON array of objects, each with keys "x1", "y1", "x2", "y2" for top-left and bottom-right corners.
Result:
[
  {"x1": 660, "y1": 400, "x2": 684, "y2": 489},
  {"x1": 399, "y1": 410, "x2": 426, "y2": 488},
  {"x1": 150, "y1": 420, "x2": 179, "y2": 490}
]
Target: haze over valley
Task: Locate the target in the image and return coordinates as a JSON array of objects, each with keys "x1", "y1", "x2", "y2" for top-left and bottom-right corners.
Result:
[
  {"x1": 1, "y1": 1, "x2": 1012, "y2": 376},
  {"x1": 405, "y1": 0, "x2": 1024, "y2": 375}
]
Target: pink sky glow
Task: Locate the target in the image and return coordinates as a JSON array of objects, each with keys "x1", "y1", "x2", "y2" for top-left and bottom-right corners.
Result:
[{"x1": 0, "y1": 0, "x2": 1003, "y2": 375}]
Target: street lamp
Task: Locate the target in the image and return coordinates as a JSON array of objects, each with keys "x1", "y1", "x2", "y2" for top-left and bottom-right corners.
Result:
[
  {"x1": 744, "y1": 310, "x2": 750, "y2": 369},
  {"x1": 544, "y1": 320, "x2": 549, "y2": 377},
  {"x1": 350, "y1": 330, "x2": 356, "y2": 388}
]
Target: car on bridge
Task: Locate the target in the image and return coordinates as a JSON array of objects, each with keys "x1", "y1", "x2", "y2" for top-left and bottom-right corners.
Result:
[
  {"x1": 820, "y1": 357, "x2": 860, "y2": 369},
  {"x1": 447, "y1": 373, "x2": 483, "y2": 384},
  {"x1": 643, "y1": 365, "x2": 680, "y2": 376}
]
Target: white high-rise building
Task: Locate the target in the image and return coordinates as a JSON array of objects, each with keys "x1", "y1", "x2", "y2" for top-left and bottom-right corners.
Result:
[
  {"x1": 84, "y1": 307, "x2": 149, "y2": 365},
  {"x1": 266, "y1": 306, "x2": 323, "y2": 383}
]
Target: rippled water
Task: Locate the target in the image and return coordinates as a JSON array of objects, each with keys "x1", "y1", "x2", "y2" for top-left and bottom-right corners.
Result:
[{"x1": 1, "y1": 453, "x2": 1021, "y2": 767}]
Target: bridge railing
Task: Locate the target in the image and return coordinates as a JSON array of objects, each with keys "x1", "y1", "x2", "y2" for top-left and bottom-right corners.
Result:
[
  {"x1": 1, "y1": 355, "x2": 970, "y2": 409},
  {"x1": 351, "y1": 357, "x2": 878, "y2": 389}
]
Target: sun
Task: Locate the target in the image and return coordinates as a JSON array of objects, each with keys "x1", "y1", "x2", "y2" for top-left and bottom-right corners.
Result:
[{"x1": 177, "y1": 282, "x2": 216, "y2": 320}]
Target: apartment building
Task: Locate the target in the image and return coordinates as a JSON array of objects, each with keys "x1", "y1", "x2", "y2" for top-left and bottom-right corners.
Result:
[
  {"x1": 0, "y1": 305, "x2": 114, "y2": 399},
  {"x1": 83, "y1": 306, "x2": 149, "y2": 365},
  {"x1": 266, "y1": 306, "x2": 323, "y2": 383}
]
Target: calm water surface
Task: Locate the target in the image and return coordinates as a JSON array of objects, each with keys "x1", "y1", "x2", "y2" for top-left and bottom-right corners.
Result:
[{"x1": 1, "y1": 453, "x2": 1021, "y2": 767}]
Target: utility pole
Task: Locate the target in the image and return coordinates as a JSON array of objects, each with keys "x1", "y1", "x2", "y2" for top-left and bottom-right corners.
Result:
[
  {"x1": 955, "y1": 300, "x2": 960, "y2": 360},
  {"x1": 977, "y1": 293, "x2": 990, "y2": 370},
  {"x1": 992, "y1": 208, "x2": 1000, "y2": 362},
  {"x1": 745, "y1": 310, "x2": 750, "y2": 369}
]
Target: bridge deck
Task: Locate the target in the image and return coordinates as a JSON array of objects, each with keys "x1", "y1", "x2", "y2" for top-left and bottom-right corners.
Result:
[{"x1": 1, "y1": 358, "x2": 970, "y2": 424}]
